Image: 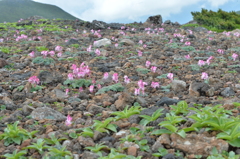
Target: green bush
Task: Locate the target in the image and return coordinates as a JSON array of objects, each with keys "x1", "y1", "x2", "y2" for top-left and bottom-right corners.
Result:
[{"x1": 191, "y1": 8, "x2": 240, "y2": 31}]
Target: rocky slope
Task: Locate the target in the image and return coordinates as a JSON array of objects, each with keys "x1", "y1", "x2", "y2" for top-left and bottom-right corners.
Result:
[{"x1": 0, "y1": 16, "x2": 240, "y2": 159}]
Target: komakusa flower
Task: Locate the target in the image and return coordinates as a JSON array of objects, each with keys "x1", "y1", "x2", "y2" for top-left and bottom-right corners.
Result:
[
  {"x1": 103, "y1": 72, "x2": 109, "y2": 79},
  {"x1": 95, "y1": 49, "x2": 101, "y2": 56},
  {"x1": 89, "y1": 85, "x2": 94, "y2": 93},
  {"x1": 112, "y1": 73, "x2": 118, "y2": 83},
  {"x1": 28, "y1": 76, "x2": 40, "y2": 85},
  {"x1": 55, "y1": 46, "x2": 63, "y2": 52},
  {"x1": 124, "y1": 75, "x2": 130, "y2": 84},
  {"x1": 232, "y1": 53, "x2": 238, "y2": 61},
  {"x1": 29, "y1": 51, "x2": 35, "y2": 58},
  {"x1": 185, "y1": 54, "x2": 190, "y2": 59},
  {"x1": 145, "y1": 61, "x2": 151, "y2": 68},
  {"x1": 151, "y1": 82, "x2": 160, "y2": 89},
  {"x1": 167, "y1": 73, "x2": 173, "y2": 80},
  {"x1": 198, "y1": 60, "x2": 205, "y2": 67},
  {"x1": 65, "y1": 115, "x2": 72, "y2": 126},
  {"x1": 151, "y1": 66, "x2": 157, "y2": 73},
  {"x1": 201, "y1": 72, "x2": 208, "y2": 80}
]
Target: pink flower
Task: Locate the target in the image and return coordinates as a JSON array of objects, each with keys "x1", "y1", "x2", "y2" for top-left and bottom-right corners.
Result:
[
  {"x1": 87, "y1": 45, "x2": 92, "y2": 52},
  {"x1": 65, "y1": 88, "x2": 69, "y2": 96},
  {"x1": 28, "y1": 76, "x2": 40, "y2": 85},
  {"x1": 185, "y1": 41, "x2": 191, "y2": 46},
  {"x1": 97, "y1": 84, "x2": 101, "y2": 89},
  {"x1": 124, "y1": 75, "x2": 130, "y2": 84},
  {"x1": 79, "y1": 87, "x2": 83, "y2": 92},
  {"x1": 115, "y1": 43, "x2": 118, "y2": 47},
  {"x1": 139, "y1": 40, "x2": 143, "y2": 44},
  {"x1": 95, "y1": 49, "x2": 101, "y2": 56},
  {"x1": 68, "y1": 73, "x2": 74, "y2": 80},
  {"x1": 232, "y1": 53, "x2": 238, "y2": 61},
  {"x1": 112, "y1": 73, "x2": 118, "y2": 83},
  {"x1": 41, "y1": 51, "x2": 48, "y2": 58},
  {"x1": 143, "y1": 44, "x2": 147, "y2": 48},
  {"x1": 151, "y1": 82, "x2": 160, "y2": 88},
  {"x1": 185, "y1": 54, "x2": 190, "y2": 59},
  {"x1": 206, "y1": 56, "x2": 213, "y2": 65},
  {"x1": 206, "y1": 46, "x2": 211, "y2": 50},
  {"x1": 167, "y1": 73, "x2": 173, "y2": 80},
  {"x1": 29, "y1": 51, "x2": 35, "y2": 58},
  {"x1": 146, "y1": 61, "x2": 151, "y2": 68},
  {"x1": 137, "y1": 50, "x2": 142, "y2": 56},
  {"x1": 103, "y1": 72, "x2": 109, "y2": 79},
  {"x1": 138, "y1": 80, "x2": 147, "y2": 90},
  {"x1": 49, "y1": 51, "x2": 55, "y2": 57},
  {"x1": 198, "y1": 60, "x2": 205, "y2": 67},
  {"x1": 0, "y1": 38, "x2": 3, "y2": 42},
  {"x1": 65, "y1": 115, "x2": 72, "y2": 126},
  {"x1": 134, "y1": 88, "x2": 140, "y2": 96},
  {"x1": 217, "y1": 49, "x2": 224, "y2": 54},
  {"x1": 89, "y1": 85, "x2": 94, "y2": 93},
  {"x1": 201, "y1": 72, "x2": 208, "y2": 80},
  {"x1": 151, "y1": 66, "x2": 157, "y2": 73},
  {"x1": 55, "y1": 46, "x2": 63, "y2": 52},
  {"x1": 57, "y1": 52, "x2": 62, "y2": 57}
]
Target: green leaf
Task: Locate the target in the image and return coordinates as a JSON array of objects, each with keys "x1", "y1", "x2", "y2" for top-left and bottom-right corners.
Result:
[
  {"x1": 151, "y1": 129, "x2": 172, "y2": 135},
  {"x1": 177, "y1": 130, "x2": 186, "y2": 138}
]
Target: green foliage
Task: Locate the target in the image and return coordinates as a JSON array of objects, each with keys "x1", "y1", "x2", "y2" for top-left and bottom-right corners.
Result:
[
  {"x1": 3, "y1": 150, "x2": 27, "y2": 159},
  {"x1": 95, "y1": 56, "x2": 107, "y2": 60},
  {"x1": 136, "y1": 68, "x2": 149, "y2": 74},
  {"x1": 170, "y1": 101, "x2": 189, "y2": 115},
  {"x1": 23, "y1": 138, "x2": 49, "y2": 155},
  {"x1": 36, "y1": 46, "x2": 48, "y2": 52},
  {"x1": 0, "y1": 121, "x2": 38, "y2": 146},
  {"x1": 0, "y1": 104, "x2": 6, "y2": 111},
  {"x1": 95, "y1": 83, "x2": 124, "y2": 95},
  {"x1": 44, "y1": 134, "x2": 67, "y2": 146},
  {"x1": 181, "y1": 23, "x2": 200, "y2": 28},
  {"x1": 85, "y1": 143, "x2": 109, "y2": 157},
  {"x1": 44, "y1": 146, "x2": 72, "y2": 159},
  {"x1": 69, "y1": 44, "x2": 79, "y2": 48},
  {"x1": 157, "y1": 74, "x2": 167, "y2": 79},
  {"x1": 181, "y1": 46, "x2": 195, "y2": 51},
  {"x1": 16, "y1": 85, "x2": 24, "y2": 92},
  {"x1": 30, "y1": 85, "x2": 44, "y2": 92},
  {"x1": 152, "y1": 147, "x2": 168, "y2": 157},
  {"x1": 139, "y1": 108, "x2": 164, "y2": 126},
  {"x1": 93, "y1": 117, "x2": 117, "y2": 134},
  {"x1": 63, "y1": 79, "x2": 92, "y2": 89},
  {"x1": 191, "y1": 8, "x2": 240, "y2": 31},
  {"x1": 0, "y1": 46, "x2": 10, "y2": 54},
  {"x1": 32, "y1": 56, "x2": 55, "y2": 65},
  {"x1": 111, "y1": 105, "x2": 142, "y2": 121}
]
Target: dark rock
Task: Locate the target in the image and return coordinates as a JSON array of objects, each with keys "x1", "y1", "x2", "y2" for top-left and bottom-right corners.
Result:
[
  {"x1": 163, "y1": 153, "x2": 182, "y2": 159},
  {"x1": 145, "y1": 15, "x2": 163, "y2": 25},
  {"x1": 30, "y1": 107, "x2": 66, "y2": 121},
  {"x1": 13, "y1": 92, "x2": 26, "y2": 101},
  {"x1": 156, "y1": 97, "x2": 180, "y2": 107},
  {"x1": 81, "y1": 151, "x2": 99, "y2": 159},
  {"x1": 0, "y1": 58, "x2": 8, "y2": 68},
  {"x1": 164, "y1": 20, "x2": 172, "y2": 25},
  {"x1": 90, "y1": 20, "x2": 107, "y2": 30},
  {"x1": 66, "y1": 38, "x2": 79, "y2": 46},
  {"x1": 221, "y1": 87, "x2": 235, "y2": 97},
  {"x1": 128, "y1": 114, "x2": 140, "y2": 124},
  {"x1": 187, "y1": 34, "x2": 196, "y2": 39},
  {"x1": 38, "y1": 71, "x2": 63, "y2": 85},
  {"x1": 88, "y1": 105, "x2": 104, "y2": 115},
  {"x1": 108, "y1": 23, "x2": 123, "y2": 30},
  {"x1": 189, "y1": 82, "x2": 214, "y2": 97},
  {"x1": 193, "y1": 27, "x2": 208, "y2": 33},
  {"x1": 10, "y1": 71, "x2": 32, "y2": 80}
]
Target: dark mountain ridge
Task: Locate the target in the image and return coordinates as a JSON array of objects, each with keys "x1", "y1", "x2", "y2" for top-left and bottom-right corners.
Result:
[{"x1": 0, "y1": 0, "x2": 79, "y2": 23}]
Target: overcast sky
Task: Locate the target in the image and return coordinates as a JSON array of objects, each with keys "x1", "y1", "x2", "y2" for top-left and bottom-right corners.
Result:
[{"x1": 32, "y1": 0, "x2": 240, "y2": 24}]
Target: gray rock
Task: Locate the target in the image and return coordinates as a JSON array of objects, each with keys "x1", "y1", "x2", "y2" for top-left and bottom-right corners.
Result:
[
  {"x1": 145, "y1": 15, "x2": 163, "y2": 24},
  {"x1": 53, "y1": 89, "x2": 67, "y2": 99},
  {"x1": 156, "y1": 97, "x2": 179, "y2": 107},
  {"x1": 136, "y1": 96, "x2": 147, "y2": 107},
  {"x1": 62, "y1": 140, "x2": 72, "y2": 148},
  {"x1": 221, "y1": 87, "x2": 235, "y2": 97},
  {"x1": 38, "y1": 71, "x2": 63, "y2": 85},
  {"x1": 66, "y1": 38, "x2": 79, "y2": 46},
  {"x1": 193, "y1": 27, "x2": 208, "y2": 33},
  {"x1": 88, "y1": 105, "x2": 104, "y2": 115},
  {"x1": 30, "y1": 107, "x2": 66, "y2": 121},
  {"x1": 164, "y1": 20, "x2": 172, "y2": 24},
  {"x1": 22, "y1": 105, "x2": 35, "y2": 114},
  {"x1": 108, "y1": 23, "x2": 123, "y2": 30},
  {"x1": 119, "y1": 39, "x2": 135, "y2": 46},
  {"x1": 10, "y1": 71, "x2": 32, "y2": 80},
  {"x1": 82, "y1": 151, "x2": 99, "y2": 159},
  {"x1": 91, "y1": 20, "x2": 107, "y2": 30},
  {"x1": 93, "y1": 38, "x2": 111, "y2": 47},
  {"x1": 171, "y1": 80, "x2": 186, "y2": 92},
  {"x1": 189, "y1": 82, "x2": 212, "y2": 97}
]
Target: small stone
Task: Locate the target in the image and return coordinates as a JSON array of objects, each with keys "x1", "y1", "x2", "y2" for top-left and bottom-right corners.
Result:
[
  {"x1": 127, "y1": 146, "x2": 138, "y2": 156},
  {"x1": 93, "y1": 38, "x2": 111, "y2": 47}
]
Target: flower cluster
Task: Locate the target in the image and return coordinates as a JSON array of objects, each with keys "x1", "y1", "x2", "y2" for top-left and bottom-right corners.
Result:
[
  {"x1": 28, "y1": 76, "x2": 40, "y2": 85},
  {"x1": 68, "y1": 62, "x2": 91, "y2": 80}
]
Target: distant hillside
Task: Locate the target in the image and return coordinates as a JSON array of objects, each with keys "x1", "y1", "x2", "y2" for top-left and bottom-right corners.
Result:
[
  {"x1": 0, "y1": 0, "x2": 80, "y2": 23},
  {"x1": 237, "y1": 11, "x2": 240, "y2": 15}
]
